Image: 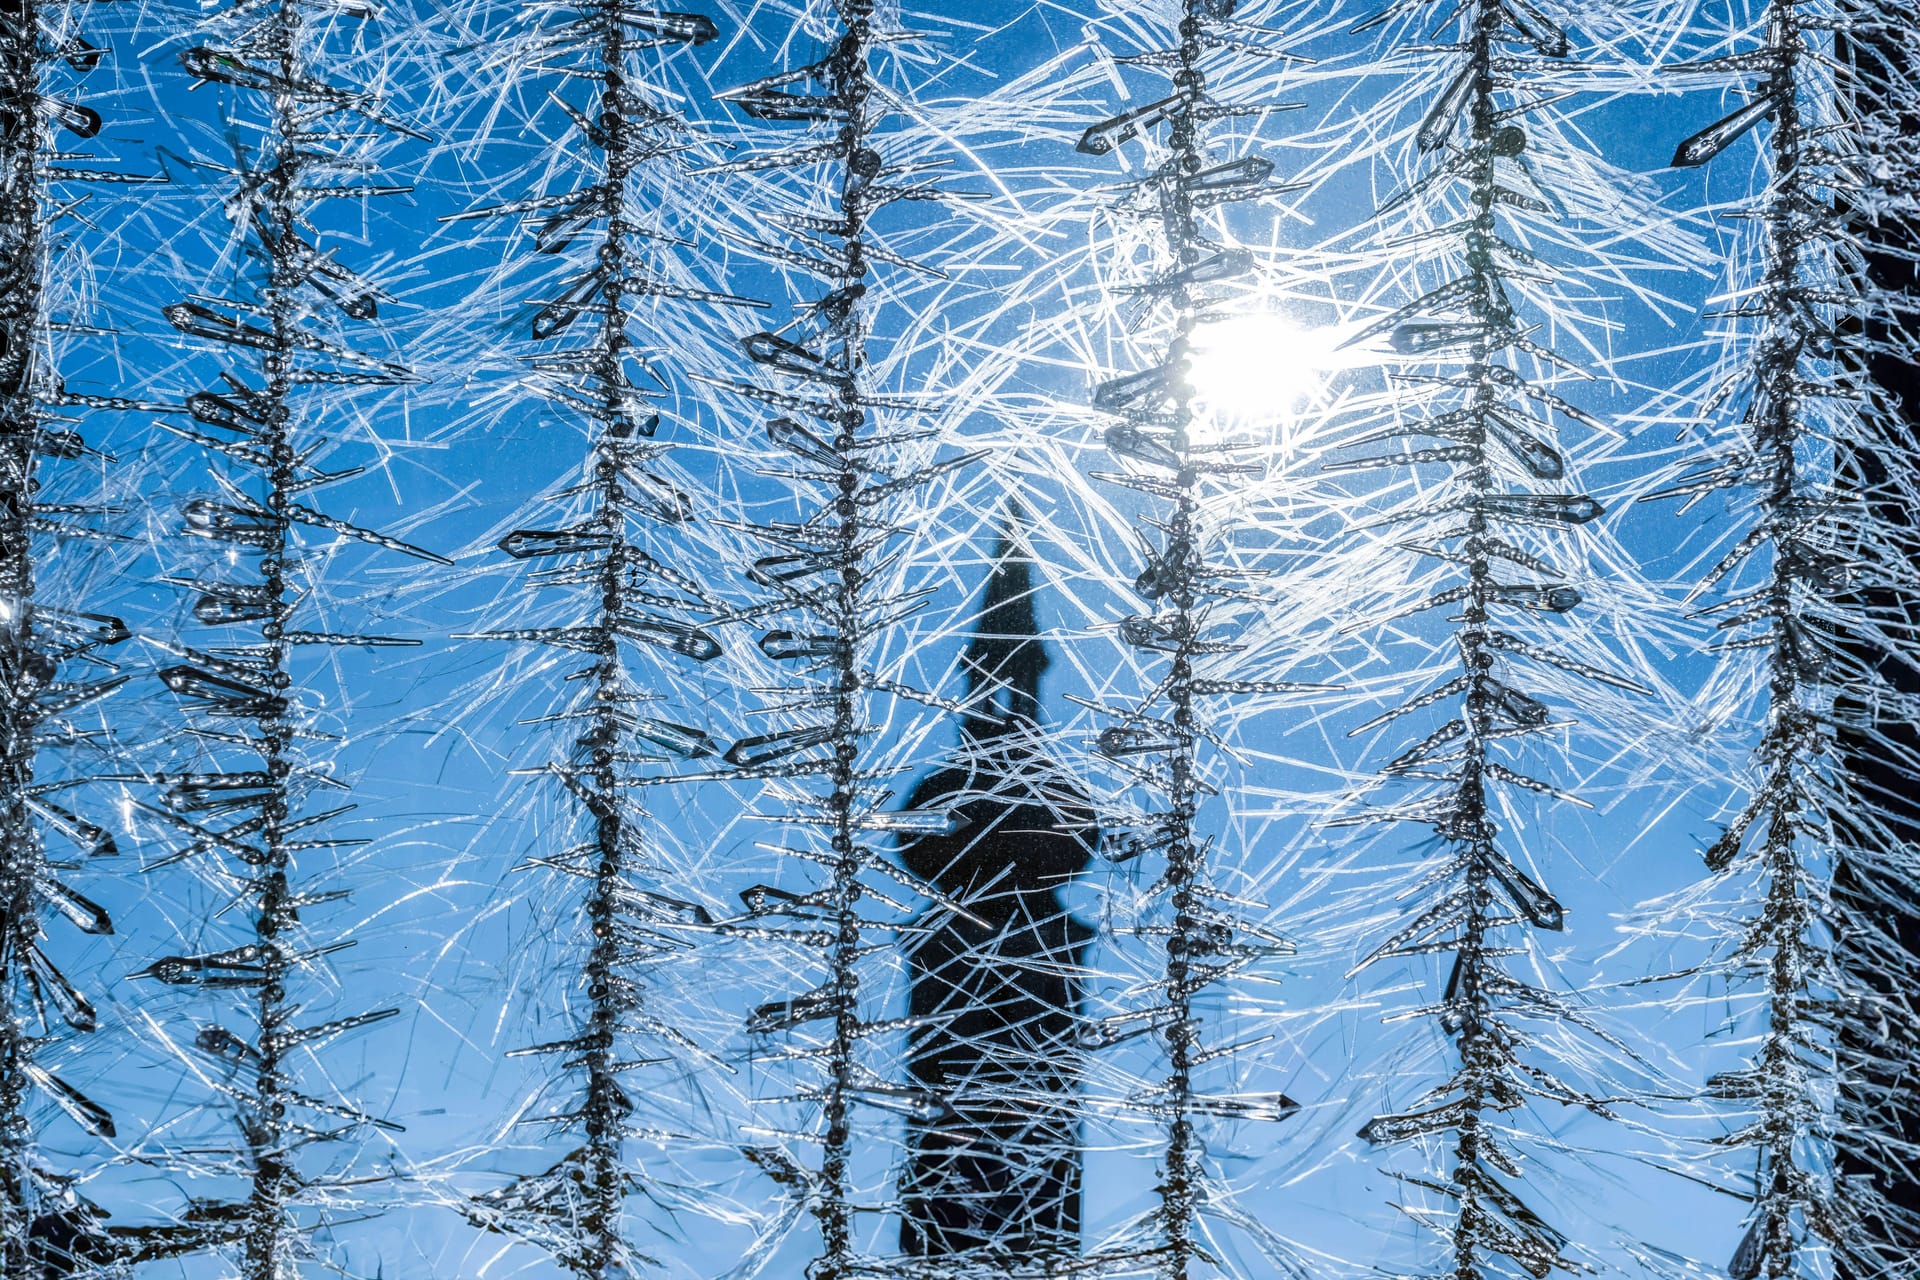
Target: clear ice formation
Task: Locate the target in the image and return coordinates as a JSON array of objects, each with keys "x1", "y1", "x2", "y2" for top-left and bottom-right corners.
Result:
[
  {"x1": 0, "y1": 1, "x2": 1912, "y2": 1278},
  {"x1": 1, "y1": 0, "x2": 154, "y2": 1266},
  {"x1": 121, "y1": 0, "x2": 435, "y2": 1275}
]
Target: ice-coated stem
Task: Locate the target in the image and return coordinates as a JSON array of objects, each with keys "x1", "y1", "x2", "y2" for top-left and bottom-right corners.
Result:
[
  {"x1": 0, "y1": 23, "x2": 51, "y2": 1260},
  {"x1": 448, "y1": 4, "x2": 729, "y2": 1273},
  {"x1": 1751, "y1": 28, "x2": 1813, "y2": 1265},
  {"x1": 1336, "y1": 0, "x2": 1632, "y2": 1273},
  {"x1": 572, "y1": 9, "x2": 659, "y2": 1270},
  {"x1": 1151, "y1": 16, "x2": 1208, "y2": 1275},
  {"x1": 1078, "y1": 3, "x2": 1315, "y2": 1273},
  {"x1": 1446, "y1": 9, "x2": 1513, "y2": 1276},
  {"x1": 813, "y1": 12, "x2": 876, "y2": 1270},
  {"x1": 243, "y1": 12, "x2": 311, "y2": 1268},
  {"x1": 713, "y1": 1, "x2": 991, "y2": 1270},
  {"x1": 1833, "y1": 14, "x2": 1920, "y2": 1271},
  {"x1": 130, "y1": 0, "x2": 430, "y2": 1269},
  {"x1": 1662, "y1": 1, "x2": 1868, "y2": 1274},
  {"x1": 1, "y1": 0, "x2": 129, "y2": 1265}
]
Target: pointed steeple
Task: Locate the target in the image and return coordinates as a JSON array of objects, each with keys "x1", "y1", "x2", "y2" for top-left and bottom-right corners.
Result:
[{"x1": 961, "y1": 501, "x2": 1049, "y2": 739}]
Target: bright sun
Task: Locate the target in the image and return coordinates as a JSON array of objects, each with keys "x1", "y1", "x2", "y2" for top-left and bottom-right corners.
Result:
[{"x1": 1186, "y1": 313, "x2": 1332, "y2": 432}]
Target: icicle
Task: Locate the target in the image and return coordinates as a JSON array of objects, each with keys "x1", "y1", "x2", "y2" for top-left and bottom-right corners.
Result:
[
  {"x1": 133, "y1": 0, "x2": 433, "y2": 1268},
  {"x1": 1069, "y1": 4, "x2": 1330, "y2": 1276},
  {"x1": 1326, "y1": 0, "x2": 1697, "y2": 1275}
]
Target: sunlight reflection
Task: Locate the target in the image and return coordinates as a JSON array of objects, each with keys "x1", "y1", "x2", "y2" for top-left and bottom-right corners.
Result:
[{"x1": 1187, "y1": 312, "x2": 1337, "y2": 438}]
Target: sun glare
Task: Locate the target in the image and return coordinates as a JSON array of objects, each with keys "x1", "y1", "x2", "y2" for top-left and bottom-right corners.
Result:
[{"x1": 1186, "y1": 312, "x2": 1333, "y2": 434}]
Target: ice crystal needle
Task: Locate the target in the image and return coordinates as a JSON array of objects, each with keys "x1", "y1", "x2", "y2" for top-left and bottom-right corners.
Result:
[
  {"x1": 120, "y1": 0, "x2": 434, "y2": 1272},
  {"x1": 0, "y1": 0, "x2": 154, "y2": 1264},
  {"x1": 1638, "y1": 2, "x2": 1920, "y2": 1276}
]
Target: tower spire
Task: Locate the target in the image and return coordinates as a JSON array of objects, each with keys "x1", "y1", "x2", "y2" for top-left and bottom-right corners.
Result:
[
  {"x1": 962, "y1": 500, "x2": 1048, "y2": 739},
  {"x1": 895, "y1": 502, "x2": 1095, "y2": 1261}
]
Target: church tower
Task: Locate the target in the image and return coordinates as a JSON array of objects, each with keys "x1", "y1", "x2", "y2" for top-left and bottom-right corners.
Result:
[{"x1": 894, "y1": 508, "x2": 1097, "y2": 1260}]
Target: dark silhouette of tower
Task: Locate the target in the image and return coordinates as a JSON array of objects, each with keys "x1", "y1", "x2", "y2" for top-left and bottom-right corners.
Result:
[{"x1": 894, "y1": 509, "x2": 1096, "y2": 1262}]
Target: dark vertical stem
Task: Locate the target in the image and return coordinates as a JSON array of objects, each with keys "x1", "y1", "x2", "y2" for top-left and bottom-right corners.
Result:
[
  {"x1": 242, "y1": 7, "x2": 304, "y2": 1272},
  {"x1": 1156, "y1": 13, "x2": 1206, "y2": 1274},
  {"x1": 819, "y1": 6, "x2": 874, "y2": 1275},
  {"x1": 1754, "y1": 7, "x2": 1810, "y2": 1276},
  {"x1": 456, "y1": 8, "x2": 724, "y2": 1275},
  {"x1": 1664, "y1": 2, "x2": 1837, "y2": 1273},
  {"x1": 708, "y1": 0, "x2": 954, "y2": 1270},
  {"x1": 1448, "y1": 7, "x2": 1503, "y2": 1276},
  {"x1": 130, "y1": 5, "x2": 426, "y2": 1273},
  {"x1": 0, "y1": 4, "x2": 43, "y2": 1262},
  {"x1": 578, "y1": 10, "x2": 638, "y2": 1274}
]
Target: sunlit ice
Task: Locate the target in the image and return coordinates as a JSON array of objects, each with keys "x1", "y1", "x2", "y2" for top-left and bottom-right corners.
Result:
[{"x1": 1186, "y1": 311, "x2": 1342, "y2": 444}]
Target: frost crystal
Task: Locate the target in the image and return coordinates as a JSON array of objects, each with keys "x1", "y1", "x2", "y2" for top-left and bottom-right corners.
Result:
[
  {"x1": 122, "y1": 0, "x2": 435, "y2": 1272},
  {"x1": 1639, "y1": 2, "x2": 1920, "y2": 1277},
  {"x1": 0, "y1": 0, "x2": 152, "y2": 1267}
]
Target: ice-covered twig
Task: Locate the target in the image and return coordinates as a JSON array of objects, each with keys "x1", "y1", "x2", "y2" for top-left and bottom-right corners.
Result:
[
  {"x1": 698, "y1": 3, "x2": 1024, "y2": 1276},
  {"x1": 1639, "y1": 2, "x2": 1920, "y2": 1276},
  {"x1": 1064, "y1": 3, "x2": 1346, "y2": 1275},
  {"x1": 123, "y1": 2, "x2": 433, "y2": 1274},
  {"x1": 1321, "y1": 0, "x2": 1698, "y2": 1275},
  {"x1": 430, "y1": 3, "x2": 742, "y2": 1276},
  {"x1": 0, "y1": 0, "x2": 156, "y2": 1266}
]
